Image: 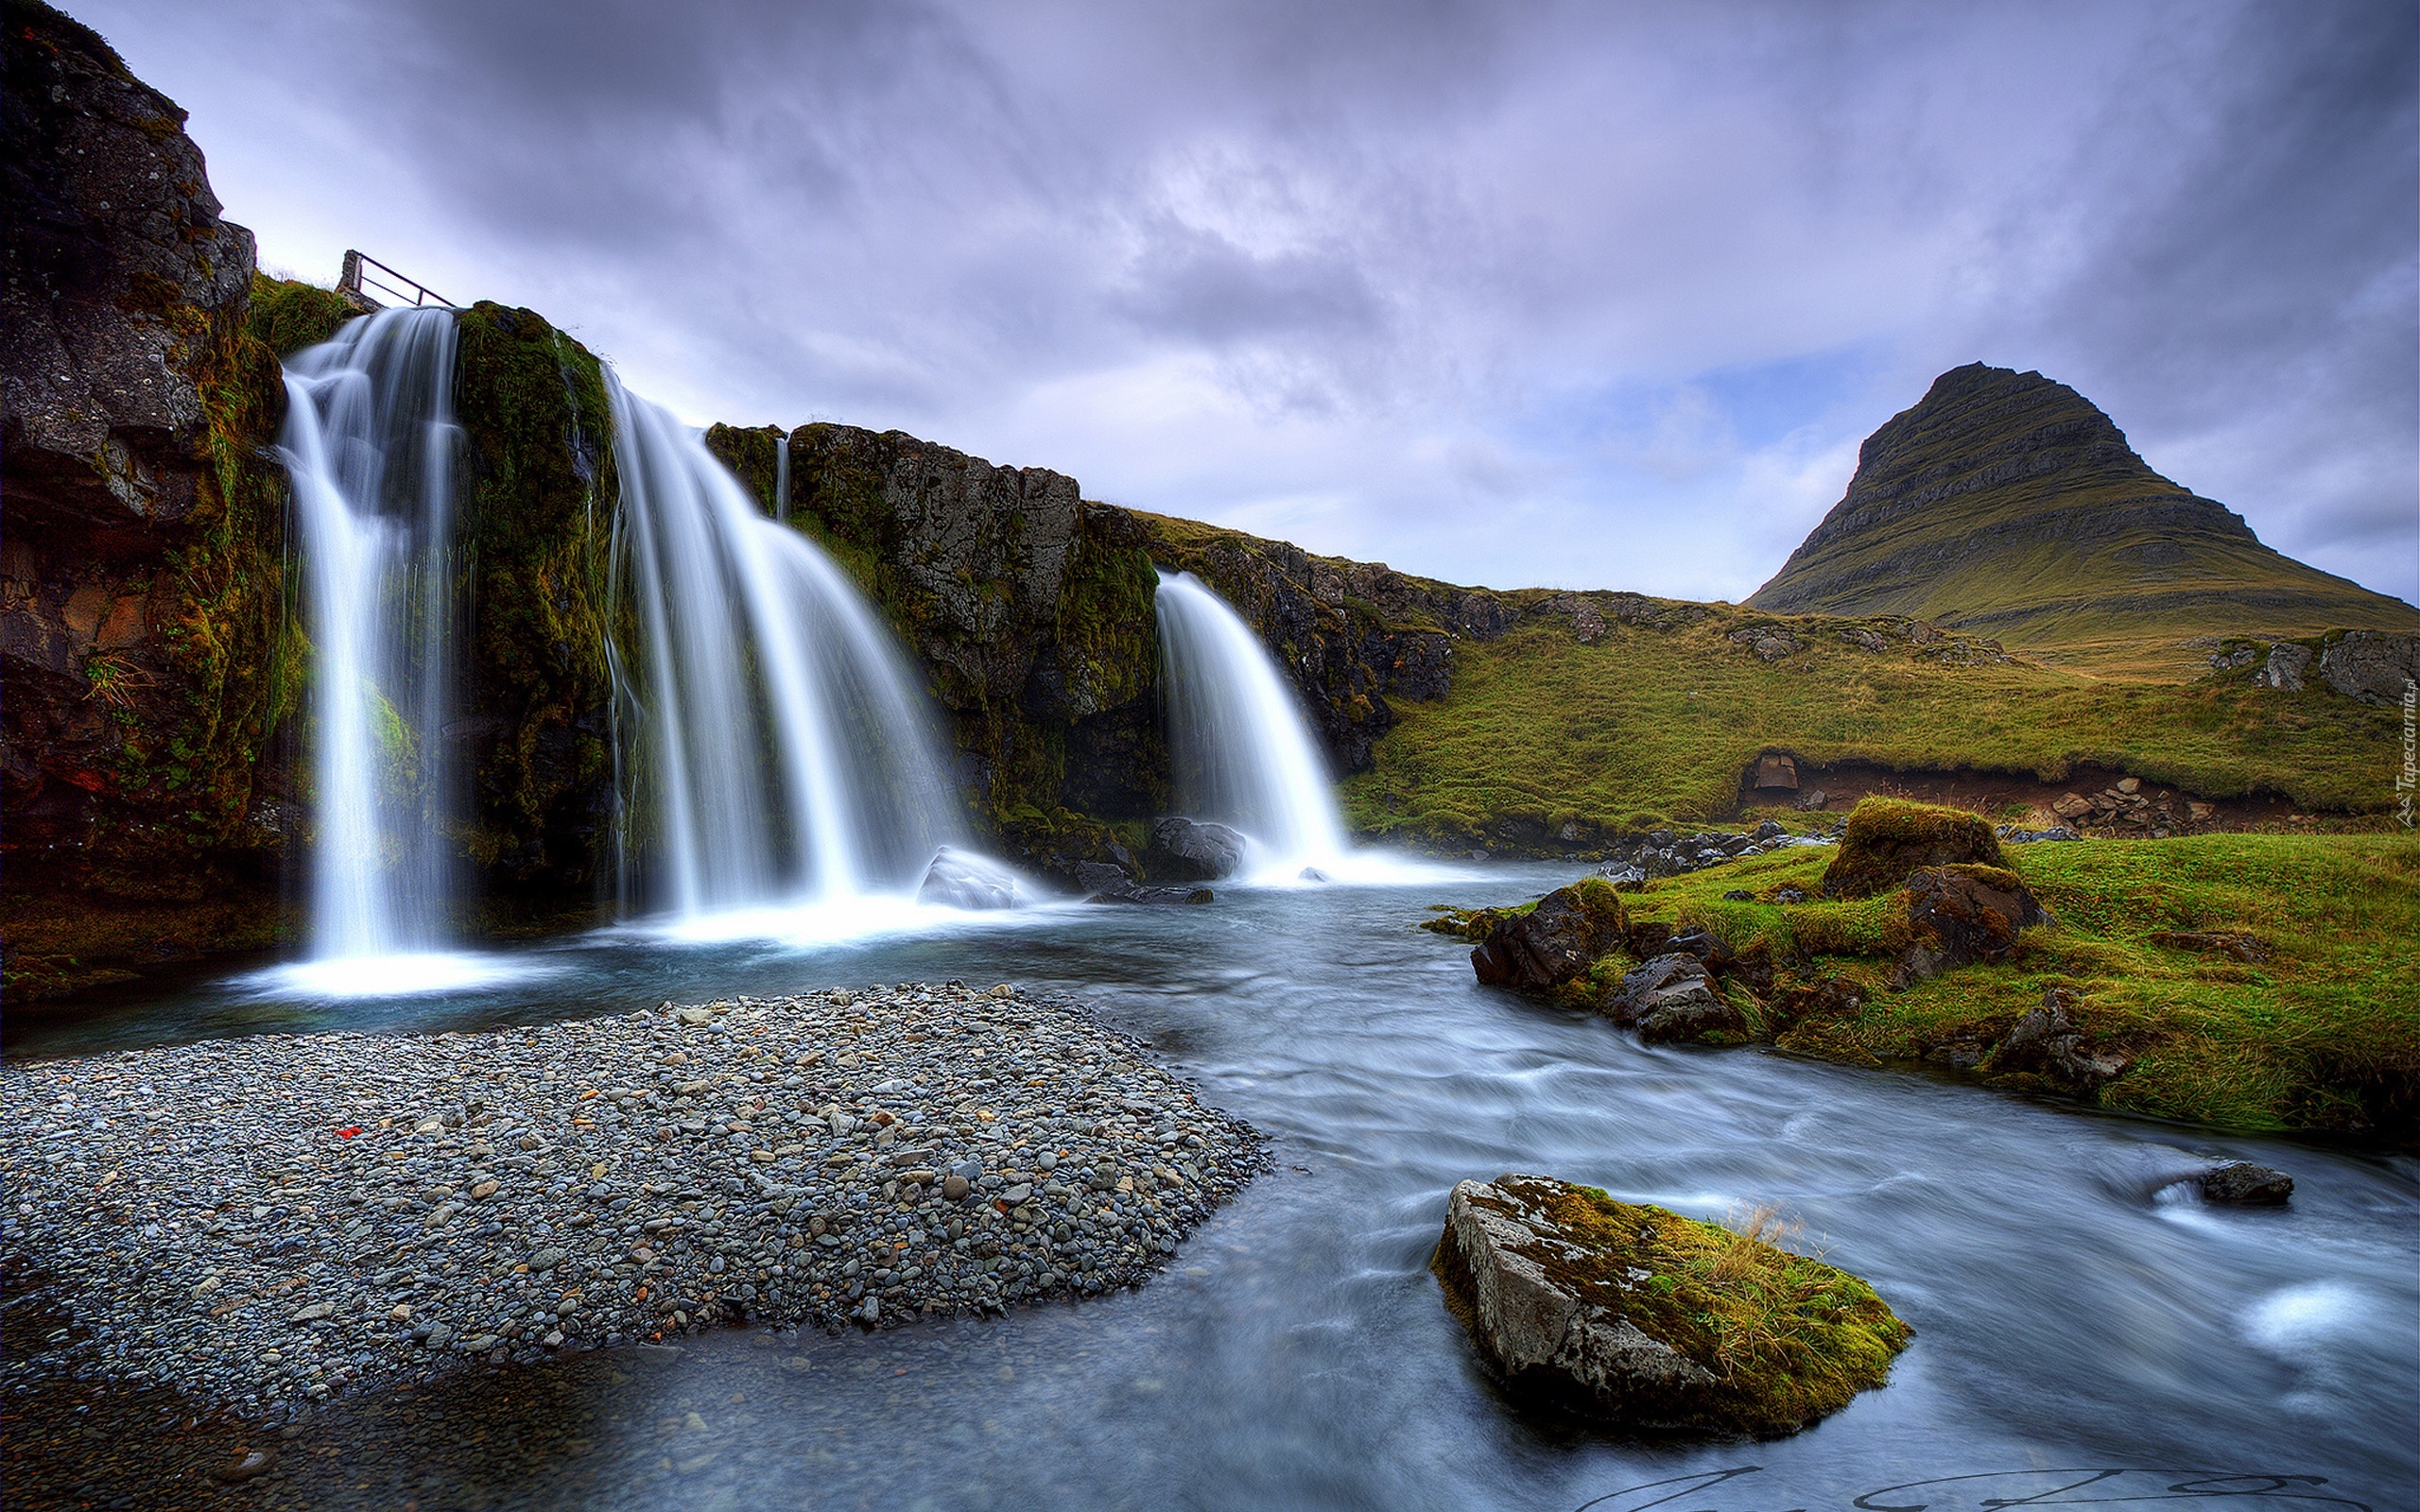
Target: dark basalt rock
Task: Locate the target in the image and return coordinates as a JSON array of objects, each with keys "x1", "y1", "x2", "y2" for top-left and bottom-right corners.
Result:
[
  {"x1": 1470, "y1": 881, "x2": 1626, "y2": 992},
  {"x1": 1985, "y1": 987, "x2": 2130, "y2": 1091},
  {"x1": 1144, "y1": 816, "x2": 1248, "y2": 882},
  {"x1": 1893, "y1": 864, "x2": 2050, "y2": 984},
  {"x1": 1083, "y1": 884, "x2": 1213, "y2": 906},
  {"x1": 1605, "y1": 954, "x2": 1744, "y2": 1044},
  {"x1": 2197, "y1": 1160, "x2": 2293, "y2": 1206}
]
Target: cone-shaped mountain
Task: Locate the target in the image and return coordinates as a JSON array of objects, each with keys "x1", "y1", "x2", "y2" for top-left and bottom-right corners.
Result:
[{"x1": 1747, "y1": 364, "x2": 2419, "y2": 675}]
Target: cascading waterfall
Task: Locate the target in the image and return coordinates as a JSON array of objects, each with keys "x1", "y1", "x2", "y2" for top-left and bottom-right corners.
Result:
[
  {"x1": 606, "y1": 377, "x2": 964, "y2": 919},
  {"x1": 1154, "y1": 569, "x2": 1352, "y2": 873},
  {"x1": 772, "y1": 434, "x2": 789, "y2": 523},
  {"x1": 279, "y1": 308, "x2": 466, "y2": 966}
]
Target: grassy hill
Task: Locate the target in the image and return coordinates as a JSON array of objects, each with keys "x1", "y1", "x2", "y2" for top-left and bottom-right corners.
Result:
[
  {"x1": 1343, "y1": 600, "x2": 2410, "y2": 844},
  {"x1": 1745, "y1": 364, "x2": 2420, "y2": 679}
]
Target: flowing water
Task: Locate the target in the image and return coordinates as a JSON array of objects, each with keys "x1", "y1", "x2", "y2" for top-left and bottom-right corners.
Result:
[
  {"x1": 773, "y1": 433, "x2": 789, "y2": 524},
  {"x1": 1155, "y1": 571, "x2": 1353, "y2": 876},
  {"x1": 276, "y1": 310, "x2": 466, "y2": 979},
  {"x1": 603, "y1": 377, "x2": 962, "y2": 918},
  {"x1": 10, "y1": 867, "x2": 2416, "y2": 1509}
]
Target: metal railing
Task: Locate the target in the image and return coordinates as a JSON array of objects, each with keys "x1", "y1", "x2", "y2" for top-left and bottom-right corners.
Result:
[{"x1": 338, "y1": 249, "x2": 455, "y2": 310}]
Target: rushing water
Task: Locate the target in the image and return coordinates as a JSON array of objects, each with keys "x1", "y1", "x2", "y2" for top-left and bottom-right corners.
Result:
[
  {"x1": 605, "y1": 378, "x2": 963, "y2": 917},
  {"x1": 1155, "y1": 570, "x2": 1353, "y2": 875},
  {"x1": 277, "y1": 310, "x2": 465, "y2": 973},
  {"x1": 10, "y1": 865, "x2": 2416, "y2": 1509},
  {"x1": 772, "y1": 432, "x2": 790, "y2": 524}
]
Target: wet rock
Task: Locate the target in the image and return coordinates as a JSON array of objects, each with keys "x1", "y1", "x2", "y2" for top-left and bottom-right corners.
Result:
[
  {"x1": 1823, "y1": 799, "x2": 2004, "y2": 900},
  {"x1": 916, "y1": 846, "x2": 1027, "y2": 910},
  {"x1": 1605, "y1": 955, "x2": 1744, "y2": 1044},
  {"x1": 1470, "y1": 881, "x2": 1626, "y2": 992},
  {"x1": 2197, "y1": 1160, "x2": 2293, "y2": 1206},
  {"x1": 1986, "y1": 987, "x2": 2130, "y2": 1091},
  {"x1": 1144, "y1": 817, "x2": 1247, "y2": 882},
  {"x1": 1432, "y1": 1174, "x2": 1910, "y2": 1437},
  {"x1": 1893, "y1": 865, "x2": 2050, "y2": 984},
  {"x1": 1084, "y1": 884, "x2": 1215, "y2": 905}
]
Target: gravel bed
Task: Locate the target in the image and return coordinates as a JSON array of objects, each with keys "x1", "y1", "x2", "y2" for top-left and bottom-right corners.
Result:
[{"x1": 0, "y1": 981, "x2": 1261, "y2": 1416}]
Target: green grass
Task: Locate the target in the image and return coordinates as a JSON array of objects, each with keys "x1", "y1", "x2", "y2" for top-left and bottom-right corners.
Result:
[
  {"x1": 1346, "y1": 614, "x2": 2409, "y2": 841},
  {"x1": 1596, "y1": 832, "x2": 2420, "y2": 1137}
]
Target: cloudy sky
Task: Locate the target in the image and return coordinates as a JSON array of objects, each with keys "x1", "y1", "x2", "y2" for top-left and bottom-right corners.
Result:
[{"x1": 81, "y1": 0, "x2": 2419, "y2": 604}]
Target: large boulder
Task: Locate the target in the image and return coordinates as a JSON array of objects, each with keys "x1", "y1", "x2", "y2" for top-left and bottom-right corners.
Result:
[
  {"x1": 1893, "y1": 864, "x2": 2050, "y2": 984},
  {"x1": 1604, "y1": 954, "x2": 1745, "y2": 1044},
  {"x1": 1144, "y1": 816, "x2": 1248, "y2": 881},
  {"x1": 2317, "y1": 631, "x2": 2420, "y2": 707},
  {"x1": 1821, "y1": 798, "x2": 2004, "y2": 900},
  {"x1": 1469, "y1": 880, "x2": 1625, "y2": 992},
  {"x1": 1432, "y1": 1174, "x2": 1911, "y2": 1437}
]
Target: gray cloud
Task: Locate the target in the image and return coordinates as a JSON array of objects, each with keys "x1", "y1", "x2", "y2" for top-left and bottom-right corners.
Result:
[{"x1": 76, "y1": 0, "x2": 2419, "y2": 603}]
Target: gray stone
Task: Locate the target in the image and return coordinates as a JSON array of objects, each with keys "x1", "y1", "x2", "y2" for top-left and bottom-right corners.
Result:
[
  {"x1": 2318, "y1": 631, "x2": 2420, "y2": 707},
  {"x1": 2254, "y1": 643, "x2": 2312, "y2": 692},
  {"x1": 2198, "y1": 1160, "x2": 2293, "y2": 1206}
]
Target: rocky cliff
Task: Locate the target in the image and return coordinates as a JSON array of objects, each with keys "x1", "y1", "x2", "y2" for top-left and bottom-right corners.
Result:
[
  {"x1": 2, "y1": 0, "x2": 296, "y2": 992},
  {"x1": 1747, "y1": 363, "x2": 2420, "y2": 676}
]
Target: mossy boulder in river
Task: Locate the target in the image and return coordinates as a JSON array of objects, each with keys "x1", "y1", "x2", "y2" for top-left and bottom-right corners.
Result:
[
  {"x1": 1468, "y1": 878, "x2": 1627, "y2": 994},
  {"x1": 1821, "y1": 797, "x2": 2004, "y2": 899},
  {"x1": 1433, "y1": 1174, "x2": 1910, "y2": 1438}
]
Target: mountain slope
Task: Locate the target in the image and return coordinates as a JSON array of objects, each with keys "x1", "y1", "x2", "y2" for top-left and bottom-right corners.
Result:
[{"x1": 1746, "y1": 364, "x2": 2420, "y2": 676}]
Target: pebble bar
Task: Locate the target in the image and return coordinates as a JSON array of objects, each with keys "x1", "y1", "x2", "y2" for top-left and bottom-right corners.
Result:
[{"x1": 0, "y1": 982, "x2": 1262, "y2": 1417}]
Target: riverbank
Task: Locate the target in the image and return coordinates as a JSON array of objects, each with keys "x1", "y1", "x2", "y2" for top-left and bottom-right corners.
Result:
[
  {"x1": 0, "y1": 983, "x2": 1261, "y2": 1416},
  {"x1": 1431, "y1": 832, "x2": 2420, "y2": 1139}
]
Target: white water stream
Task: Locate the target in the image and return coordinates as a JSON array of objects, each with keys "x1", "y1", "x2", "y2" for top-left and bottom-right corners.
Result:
[
  {"x1": 1153, "y1": 570, "x2": 1355, "y2": 877},
  {"x1": 607, "y1": 378, "x2": 964, "y2": 923},
  {"x1": 276, "y1": 309, "x2": 492, "y2": 989}
]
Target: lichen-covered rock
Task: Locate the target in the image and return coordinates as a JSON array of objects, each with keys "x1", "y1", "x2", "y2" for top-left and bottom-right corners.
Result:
[
  {"x1": 1893, "y1": 863, "x2": 2050, "y2": 984},
  {"x1": 1432, "y1": 1175, "x2": 1910, "y2": 1437},
  {"x1": 2317, "y1": 630, "x2": 2420, "y2": 707},
  {"x1": 1821, "y1": 797, "x2": 2005, "y2": 900},
  {"x1": 1469, "y1": 879, "x2": 1626, "y2": 992}
]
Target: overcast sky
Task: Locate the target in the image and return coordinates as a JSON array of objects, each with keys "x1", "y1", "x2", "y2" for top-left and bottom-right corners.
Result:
[{"x1": 78, "y1": 0, "x2": 2419, "y2": 605}]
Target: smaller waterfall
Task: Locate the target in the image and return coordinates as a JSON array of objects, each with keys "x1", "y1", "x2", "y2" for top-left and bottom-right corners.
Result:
[
  {"x1": 1154, "y1": 570, "x2": 1351, "y2": 874},
  {"x1": 279, "y1": 308, "x2": 465, "y2": 968},
  {"x1": 609, "y1": 380, "x2": 966, "y2": 920},
  {"x1": 772, "y1": 434, "x2": 790, "y2": 523}
]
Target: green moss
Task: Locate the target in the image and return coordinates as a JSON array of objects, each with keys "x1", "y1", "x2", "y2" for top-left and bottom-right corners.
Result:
[
  {"x1": 447, "y1": 303, "x2": 622, "y2": 890},
  {"x1": 244, "y1": 273, "x2": 352, "y2": 355},
  {"x1": 703, "y1": 423, "x2": 781, "y2": 514}
]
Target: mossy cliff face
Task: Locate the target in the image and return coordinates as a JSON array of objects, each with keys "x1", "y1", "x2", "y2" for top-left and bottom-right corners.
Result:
[
  {"x1": 708, "y1": 422, "x2": 1170, "y2": 862},
  {"x1": 448, "y1": 302, "x2": 620, "y2": 911},
  {"x1": 1, "y1": 0, "x2": 297, "y2": 995}
]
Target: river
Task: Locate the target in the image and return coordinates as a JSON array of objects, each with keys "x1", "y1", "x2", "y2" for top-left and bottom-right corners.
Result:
[{"x1": 7, "y1": 862, "x2": 2415, "y2": 1509}]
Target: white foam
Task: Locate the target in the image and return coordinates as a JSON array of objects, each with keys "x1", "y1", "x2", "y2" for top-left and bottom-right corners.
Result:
[
  {"x1": 240, "y1": 953, "x2": 547, "y2": 999},
  {"x1": 2244, "y1": 1281, "x2": 2360, "y2": 1352}
]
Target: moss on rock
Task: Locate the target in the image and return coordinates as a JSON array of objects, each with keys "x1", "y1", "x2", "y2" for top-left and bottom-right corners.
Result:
[
  {"x1": 1822, "y1": 797, "x2": 2005, "y2": 899},
  {"x1": 243, "y1": 273, "x2": 352, "y2": 355},
  {"x1": 1434, "y1": 1174, "x2": 1911, "y2": 1437}
]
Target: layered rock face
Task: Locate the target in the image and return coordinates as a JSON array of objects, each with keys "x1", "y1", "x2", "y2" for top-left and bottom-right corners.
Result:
[
  {"x1": 1748, "y1": 364, "x2": 2420, "y2": 674},
  {"x1": 707, "y1": 421, "x2": 1516, "y2": 865},
  {"x1": 2, "y1": 1, "x2": 295, "y2": 988}
]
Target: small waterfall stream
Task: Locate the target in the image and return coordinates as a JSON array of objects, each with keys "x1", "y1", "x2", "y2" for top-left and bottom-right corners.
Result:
[
  {"x1": 278, "y1": 309, "x2": 465, "y2": 971},
  {"x1": 1154, "y1": 569, "x2": 1352, "y2": 874},
  {"x1": 607, "y1": 378, "x2": 963, "y2": 920},
  {"x1": 772, "y1": 434, "x2": 789, "y2": 523}
]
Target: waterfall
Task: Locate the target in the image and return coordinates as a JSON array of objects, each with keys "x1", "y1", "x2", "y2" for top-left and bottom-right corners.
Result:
[
  {"x1": 1153, "y1": 570, "x2": 1351, "y2": 873},
  {"x1": 279, "y1": 308, "x2": 464, "y2": 964},
  {"x1": 606, "y1": 378, "x2": 964, "y2": 919},
  {"x1": 772, "y1": 434, "x2": 789, "y2": 523}
]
